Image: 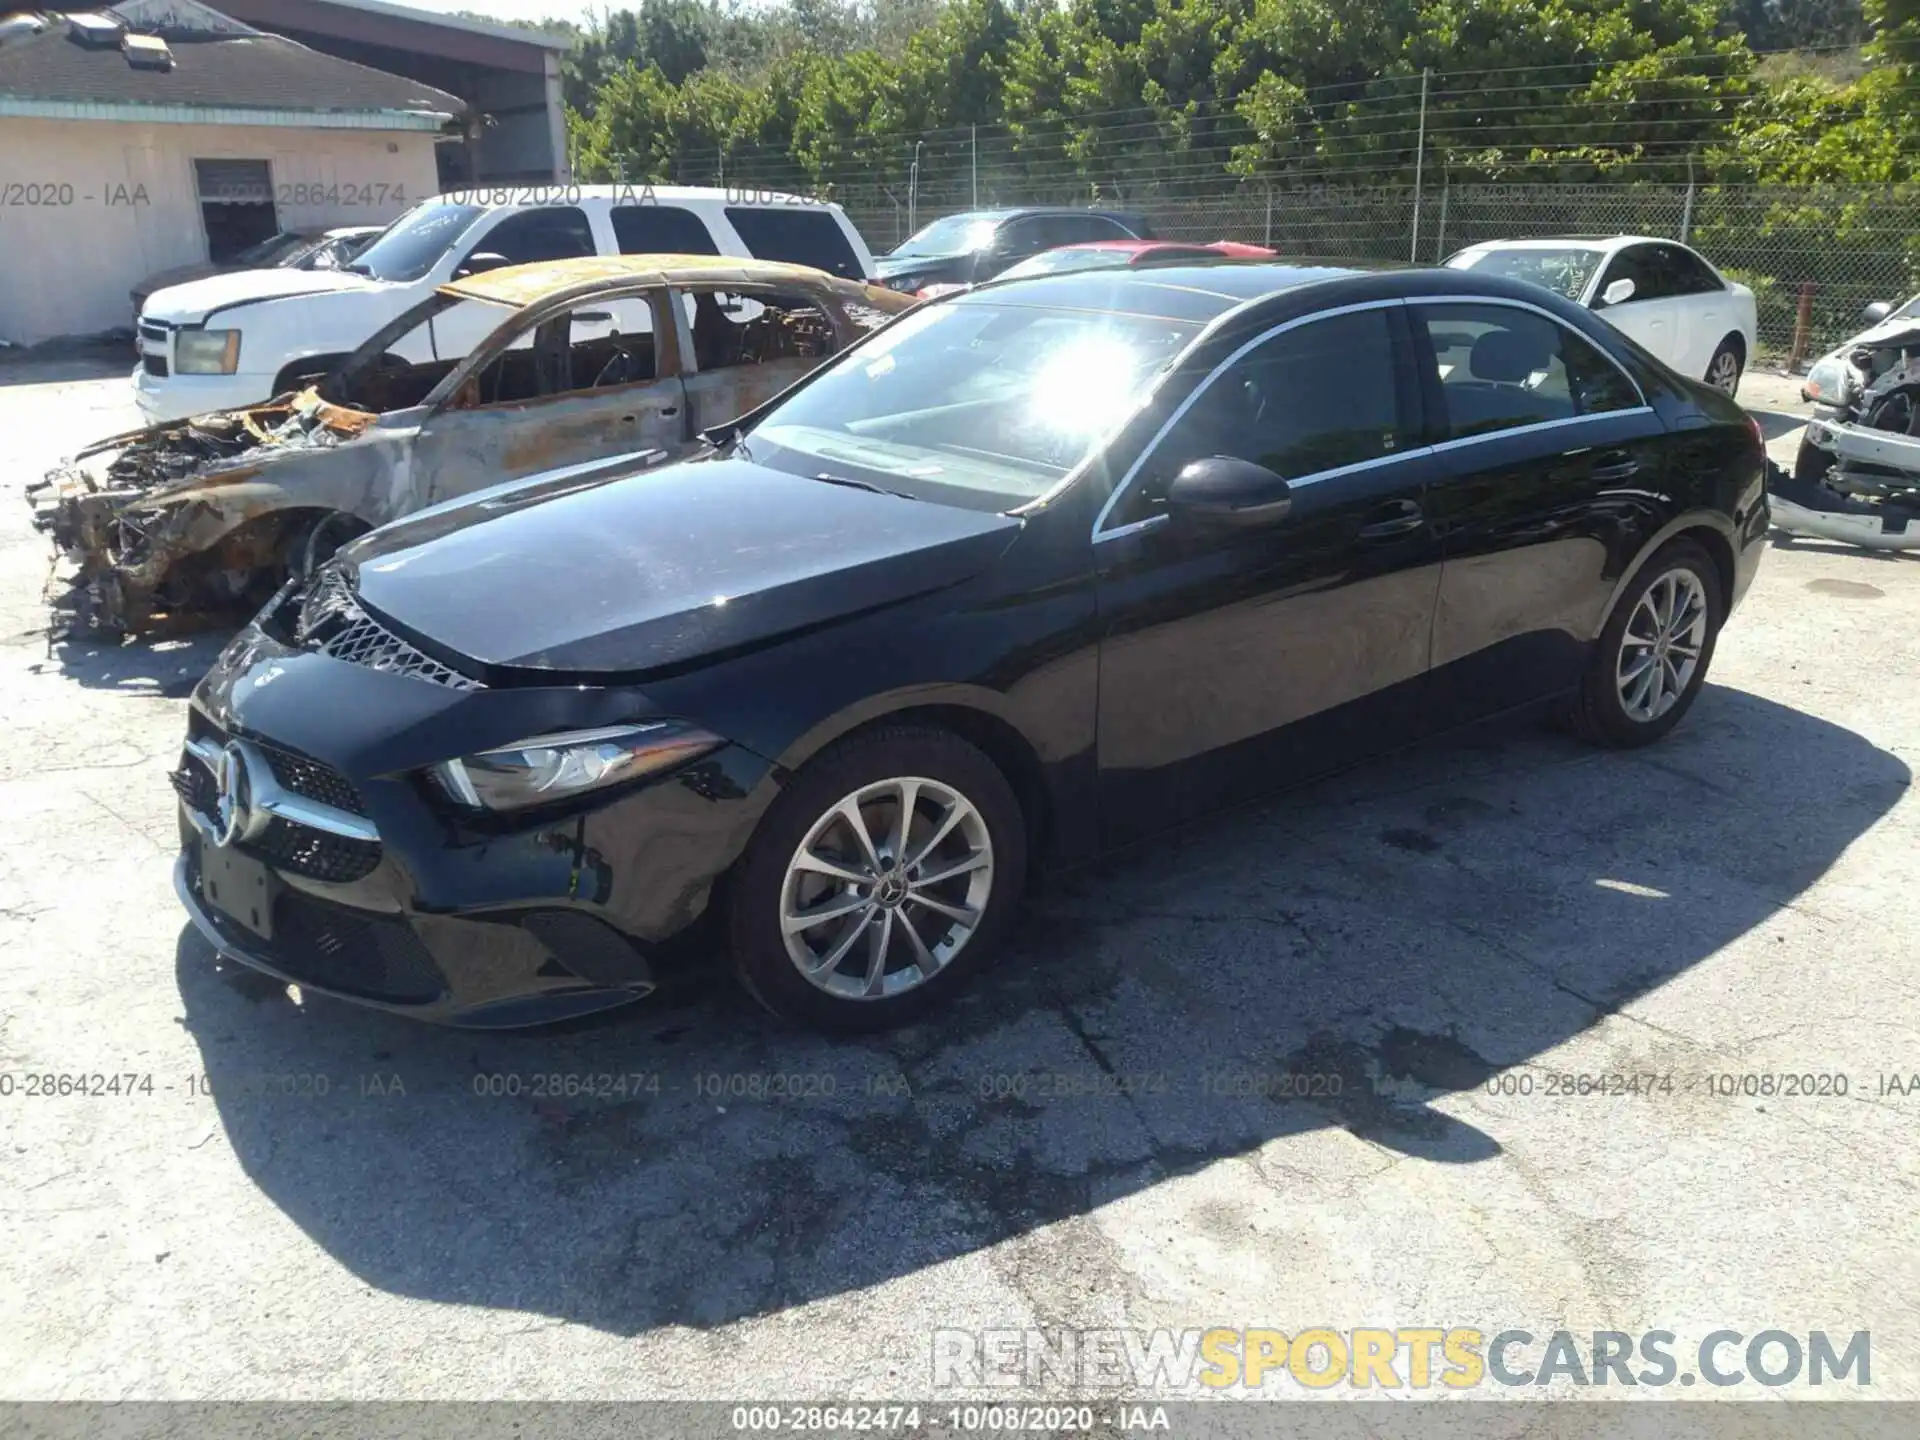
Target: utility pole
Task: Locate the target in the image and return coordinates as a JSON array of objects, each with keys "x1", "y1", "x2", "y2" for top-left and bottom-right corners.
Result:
[
  {"x1": 1409, "y1": 67, "x2": 1430, "y2": 263},
  {"x1": 909, "y1": 140, "x2": 923, "y2": 234},
  {"x1": 971, "y1": 125, "x2": 978, "y2": 208},
  {"x1": 1681, "y1": 151, "x2": 1696, "y2": 244}
]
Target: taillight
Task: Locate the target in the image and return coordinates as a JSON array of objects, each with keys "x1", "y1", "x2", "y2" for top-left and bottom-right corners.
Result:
[{"x1": 1746, "y1": 413, "x2": 1765, "y2": 452}]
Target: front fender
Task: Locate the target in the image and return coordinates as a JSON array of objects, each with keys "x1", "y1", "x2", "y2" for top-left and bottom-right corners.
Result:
[{"x1": 768, "y1": 681, "x2": 1041, "y2": 777}]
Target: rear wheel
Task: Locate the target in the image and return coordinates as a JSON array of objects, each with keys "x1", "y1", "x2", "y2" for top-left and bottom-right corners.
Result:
[
  {"x1": 728, "y1": 725, "x2": 1027, "y2": 1031},
  {"x1": 1569, "y1": 539, "x2": 1723, "y2": 748}
]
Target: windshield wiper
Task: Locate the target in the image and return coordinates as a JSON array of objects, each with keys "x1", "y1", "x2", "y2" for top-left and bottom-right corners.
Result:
[{"x1": 812, "y1": 471, "x2": 920, "y2": 501}]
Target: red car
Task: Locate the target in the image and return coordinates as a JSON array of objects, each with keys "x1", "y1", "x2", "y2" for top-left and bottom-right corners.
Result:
[{"x1": 916, "y1": 239, "x2": 1276, "y2": 298}]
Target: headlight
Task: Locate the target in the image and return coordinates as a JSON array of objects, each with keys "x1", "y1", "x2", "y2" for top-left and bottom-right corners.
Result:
[
  {"x1": 431, "y1": 721, "x2": 721, "y2": 812},
  {"x1": 1803, "y1": 357, "x2": 1847, "y2": 402},
  {"x1": 174, "y1": 329, "x2": 242, "y2": 375}
]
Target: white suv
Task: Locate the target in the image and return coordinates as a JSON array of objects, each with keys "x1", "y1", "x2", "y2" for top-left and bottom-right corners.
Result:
[{"x1": 133, "y1": 185, "x2": 876, "y2": 423}]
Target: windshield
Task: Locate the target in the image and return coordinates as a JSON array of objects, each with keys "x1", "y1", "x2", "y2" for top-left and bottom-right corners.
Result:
[
  {"x1": 234, "y1": 232, "x2": 315, "y2": 268},
  {"x1": 348, "y1": 202, "x2": 487, "y2": 283},
  {"x1": 889, "y1": 214, "x2": 998, "y2": 261},
  {"x1": 747, "y1": 298, "x2": 1200, "y2": 511},
  {"x1": 1446, "y1": 245, "x2": 1607, "y2": 302},
  {"x1": 1000, "y1": 247, "x2": 1134, "y2": 281}
]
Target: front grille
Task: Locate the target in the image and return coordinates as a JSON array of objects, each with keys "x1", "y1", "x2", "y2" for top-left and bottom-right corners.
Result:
[
  {"x1": 257, "y1": 740, "x2": 367, "y2": 816},
  {"x1": 297, "y1": 567, "x2": 481, "y2": 691},
  {"x1": 143, "y1": 354, "x2": 169, "y2": 378},
  {"x1": 248, "y1": 816, "x2": 382, "y2": 884},
  {"x1": 173, "y1": 727, "x2": 381, "y2": 885}
]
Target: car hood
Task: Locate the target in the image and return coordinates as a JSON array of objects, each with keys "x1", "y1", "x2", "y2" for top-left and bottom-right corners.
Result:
[
  {"x1": 142, "y1": 266, "x2": 384, "y2": 324},
  {"x1": 873, "y1": 253, "x2": 966, "y2": 281},
  {"x1": 134, "y1": 262, "x2": 222, "y2": 297},
  {"x1": 345, "y1": 456, "x2": 1022, "y2": 678}
]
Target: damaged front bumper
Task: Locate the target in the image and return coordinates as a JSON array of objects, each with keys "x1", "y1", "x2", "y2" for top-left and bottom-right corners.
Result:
[
  {"x1": 1774, "y1": 424, "x2": 1920, "y2": 551},
  {"x1": 25, "y1": 394, "x2": 367, "y2": 636}
]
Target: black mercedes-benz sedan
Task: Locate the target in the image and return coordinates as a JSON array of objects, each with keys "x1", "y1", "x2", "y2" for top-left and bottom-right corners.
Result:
[{"x1": 172, "y1": 263, "x2": 1769, "y2": 1030}]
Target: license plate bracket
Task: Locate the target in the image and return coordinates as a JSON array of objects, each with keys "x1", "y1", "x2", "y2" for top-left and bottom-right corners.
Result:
[{"x1": 200, "y1": 840, "x2": 274, "y2": 941}]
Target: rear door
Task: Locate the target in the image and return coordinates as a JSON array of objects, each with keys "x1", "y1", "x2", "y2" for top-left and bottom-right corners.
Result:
[
  {"x1": 1412, "y1": 299, "x2": 1665, "y2": 723},
  {"x1": 1659, "y1": 243, "x2": 1735, "y2": 381},
  {"x1": 1093, "y1": 301, "x2": 1446, "y2": 845},
  {"x1": 670, "y1": 281, "x2": 847, "y2": 436},
  {"x1": 1589, "y1": 243, "x2": 1685, "y2": 370}
]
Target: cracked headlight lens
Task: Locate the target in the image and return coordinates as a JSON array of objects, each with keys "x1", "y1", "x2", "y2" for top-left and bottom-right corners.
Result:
[
  {"x1": 174, "y1": 329, "x2": 242, "y2": 374},
  {"x1": 433, "y1": 722, "x2": 722, "y2": 812}
]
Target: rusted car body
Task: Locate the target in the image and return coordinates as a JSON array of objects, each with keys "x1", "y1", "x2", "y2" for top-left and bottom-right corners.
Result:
[{"x1": 30, "y1": 255, "x2": 914, "y2": 635}]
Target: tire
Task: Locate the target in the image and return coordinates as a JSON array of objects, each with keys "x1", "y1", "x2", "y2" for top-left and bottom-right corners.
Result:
[
  {"x1": 1706, "y1": 338, "x2": 1744, "y2": 397},
  {"x1": 1568, "y1": 539, "x2": 1724, "y2": 749},
  {"x1": 728, "y1": 724, "x2": 1028, "y2": 1032},
  {"x1": 288, "y1": 510, "x2": 370, "y2": 578}
]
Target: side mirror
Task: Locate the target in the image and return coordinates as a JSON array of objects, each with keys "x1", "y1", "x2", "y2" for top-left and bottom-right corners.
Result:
[
  {"x1": 1861, "y1": 301, "x2": 1894, "y2": 327},
  {"x1": 1166, "y1": 456, "x2": 1293, "y2": 528},
  {"x1": 455, "y1": 251, "x2": 510, "y2": 279},
  {"x1": 1599, "y1": 277, "x2": 1636, "y2": 308}
]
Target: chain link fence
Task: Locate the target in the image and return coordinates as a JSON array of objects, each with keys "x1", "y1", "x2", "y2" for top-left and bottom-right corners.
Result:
[{"x1": 724, "y1": 167, "x2": 1920, "y2": 366}]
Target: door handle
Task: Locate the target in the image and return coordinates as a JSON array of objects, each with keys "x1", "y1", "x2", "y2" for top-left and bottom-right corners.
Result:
[
  {"x1": 658, "y1": 405, "x2": 679, "y2": 418},
  {"x1": 1357, "y1": 499, "x2": 1424, "y2": 540},
  {"x1": 1590, "y1": 450, "x2": 1640, "y2": 481}
]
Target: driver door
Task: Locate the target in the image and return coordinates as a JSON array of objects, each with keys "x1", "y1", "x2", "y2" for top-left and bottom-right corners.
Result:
[
  {"x1": 1093, "y1": 302, "x2": 1445, "y2": 846},
  {"x1": 410, "y1": 288, "x2": 688, "y2": 508},
  {"x1": 1590, "y1": 243, "x2": 1684, "y2": 370}
]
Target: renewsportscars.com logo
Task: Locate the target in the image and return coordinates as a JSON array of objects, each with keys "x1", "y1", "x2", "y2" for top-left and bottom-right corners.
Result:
[{"x1": 931, "y1": 1327, "x2": 1871, "y2": 1391}]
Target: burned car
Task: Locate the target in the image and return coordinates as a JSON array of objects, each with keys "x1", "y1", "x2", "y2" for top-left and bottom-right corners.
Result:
[
  {"x1": 1776, "y1": 296, "x2": 1920, "y2": 551},
  {"x1": 30, "y1": 255, "x2": 915, "y2": 634}
]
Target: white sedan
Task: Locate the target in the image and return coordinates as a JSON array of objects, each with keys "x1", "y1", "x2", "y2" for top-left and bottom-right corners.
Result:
[{"x1": 1444, "y1": 236, "x2": 1758, "y2": 396}]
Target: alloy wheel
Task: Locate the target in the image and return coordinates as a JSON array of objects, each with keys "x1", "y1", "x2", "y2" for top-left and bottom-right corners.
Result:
[
  {"x1": 1617, "y1": 567, "x2": 1709, "y2": 723},
  {"x1": 1708, "y1": 350, "x2": 1741, "y2": 395},
  {"x1": 779, "y1": 775, "x2": 994, "y2": 1000}
]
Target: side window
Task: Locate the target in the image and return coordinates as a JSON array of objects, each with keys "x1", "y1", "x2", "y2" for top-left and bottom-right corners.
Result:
[
  {"x1": 1598, "y1": 245, "x2": 1670, "y2": 305},
  {"x1": 465, "y1": 206, "x2": 595, "y2": 269},
  {"x1": 1048, "y1": 214, "x2": 1131, "y2": 246},
  {"x1": 722, "y1": 207, "x2": 861, "y2": 278},
  {"x1": 1151, "y1": 308, "x2": 1404, "y2": 484},
  {"x1": 1417, "y1": 303, "x2": 1638, "y2": 441},
  {"x1": 1662, "y1": 245, "x2": 1725, "y2": 296},
  {"x1": 611, "y1": 204, "x2": 719, "y2": 256},
  {"x1": 680, "y1": 287, "x2": 837, "y2": 371},
  {"x1": 993, "y1": 217, "x2": 1048, "y2": 260},
  {"x1": 456, "y1": 295, "x2": 663, "y2": 406}
]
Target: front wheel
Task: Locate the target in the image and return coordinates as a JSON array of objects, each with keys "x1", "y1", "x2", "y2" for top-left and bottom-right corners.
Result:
[
  {"x1": 729, "y1": 725, "x2": 1027, "y2": 1031},
  {"x1": 1568, "y1": 540, "x2": 1724, "y2": 748}
]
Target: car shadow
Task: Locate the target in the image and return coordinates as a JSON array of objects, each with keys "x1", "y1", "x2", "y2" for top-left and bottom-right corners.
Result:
[
  {"x1": 174, "y1": 684, "x2": 1908, "y2": 1334},
  {"x1": 45, "y1": 630, "x2": 230, "y2": 696},
  {"x1": 1749, "y1": 407, "x2": 1807, "y2": 443}
]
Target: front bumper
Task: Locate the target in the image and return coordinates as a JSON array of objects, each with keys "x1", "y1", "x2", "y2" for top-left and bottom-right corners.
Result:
[
  {"x1": 171, "y1": 607, "x2": 780, "y2": 1026},
  {"x1": 133, "y1": 366, "x2": 273, "y2": 424}
]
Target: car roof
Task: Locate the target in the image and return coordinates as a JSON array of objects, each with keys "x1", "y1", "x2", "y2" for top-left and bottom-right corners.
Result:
[
  {"x1": 935, "y1": 206, "x2": 1146, "y2": 223},
  {"x1": 435, "y1": 184, "x2": 844, "y2": 213},
  {"x1": 438, "y1": 253, "x2": 907, "y2": 309},
  {"x1": 1452, "y1": 234, "x2": 1683, "y2": 252},
  {"x1": 962, "y1": 262, "x2": 1361, "y2": 323}
]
